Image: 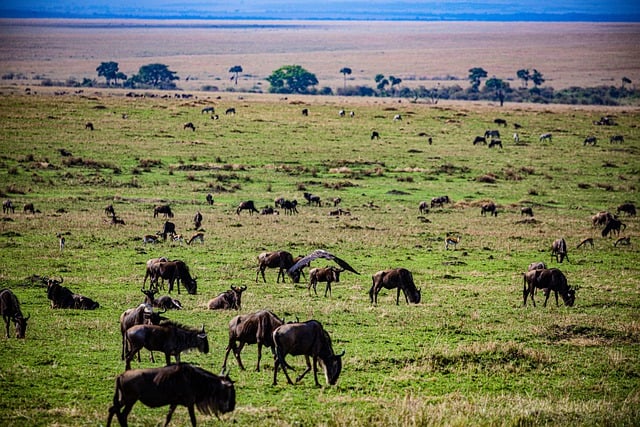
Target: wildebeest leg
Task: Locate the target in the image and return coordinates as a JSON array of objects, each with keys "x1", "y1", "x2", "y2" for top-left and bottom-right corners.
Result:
[
  {"x1": 3, "y1": 316, "x2": 10, "y2": 338},
  {"x1": 277, "y1": 355, "x2": 296, "y2": 385},
  {"x1": 163, "y1": 404, "x2": 178, "y2": 427},
  {"x1": 543, "y1": 292, "x2": 551, "y2": 307},
  {"x1": 325, "y1": 281, "x2": 331, "y2": 298},
  {"x1": 312, "y1": 356, "x2": 321, "y2": 387},
  {"x1": 554, "y1": 291, "x2": 560, "y2": 307},
  {"x1": 296, "y1": 355, "x2": 312, "y2": 383},
  {"x1": 396, "y1": 287, "x2": 401, "y2": 305}
]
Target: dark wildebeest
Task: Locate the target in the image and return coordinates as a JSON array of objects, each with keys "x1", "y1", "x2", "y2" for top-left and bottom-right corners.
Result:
[
  {"x1": 120, "y1": 302, "x2": 167, "y2": 362},
  {"x1": 222, "y1": 310, "x2": 284, "y2": 372},
  {"x1": 143, "y1": 257, "x2": 169, "y2": 289},
  {"x1": 236, "y1": 200, "x2": 259, "y2": 215},
  {"x1": 418, "y1": 201, "x2": 429, "y2": 214},
  {"x1": 153, "y1": 260, "x2": 198, "y2": 295},
  {"x1": 371, "y1": 131, "x2": 380, "y2": 140},
  {"x1": 609, "y1": 135, "x2": 624, "y2": 143},
  {"x1": 159, "y1": 221, "x2": 176, "y2": 241},
  {"x1": 141, "y1": 288, "x2": 182, "y2": 311},
  {"x1": 153, "y1": 205, "x2": 174, "y2": 219},
  {"x1": 369, "y1": 268, "x2": 421, "y2": 305},
  {"x1": 106, "y1": 363, "x2": 235, "y2": 427},
  {"x1": 592, "y1": 211, "x2": 615, "y2": 227},
  {"x1": 473, "y1": 136, "x2": 487, "y2": 145},
  {"x1": 302, "y1": 108, "x2": 309, "y2": 116},
  {"x1": 602, "y1": 217, "x2": 626, "y2": 237},
  {"x1": 260, "y1": 206, "x2": 277, "y2": 215},
  {"x1": 488, "y1": 139, "x2": 503, "y2": 148},
  {"x1": 23, "y1": 202, "x2": 35, "y2": 214},
  {"x1": 183, "y1": 122, "x2": 196, "y2": 131},
  {"x1": 207, "y1": 285, "x2": 247, "y2": 310},
  {"x1": 105, "y1": 204, "x2": 116, "y2": 217},
  {"x1": 481, "y1": 202, "x2": 498, "y2": 217},
  {"x1": 617, "y1": 203, "x2": 636, "y2": 217},
  {"x1": 583, "y1": 136, "x2": 597, "y2": 146},
  {"x1": 0, "y1": 289, "x2": 30, "y2": 338},
  {"x1": 303, "y1": 192, "x2": 321, "y2": 207},
  {"x1": 125, "y1": 321, "x2": 209, "y2": 370},
  {"x1": 272, "y1": 320, "x2": 344, "y2": 386},
  {"x1": 521, "y1": 206, "x2": 534, "y2": 216},
  {"x1": 205, "y1": 193, "x2": 214, "y2": 205},
  {"x1": 45, "y1": 278, "x2": 99, "y2": 310},
  {"x1": 484, "y1": 129, "x2": 500, "y2": 139},
  {"x1": 430, "y1": 195, "x2": 450, "y2": 208},
  {"x1": 308, "y1": 267, "x2": 343, "y2": 297},
  {"x1": 551, "y1": 238, "x2": 569, "y2": 263},
  {"x1": 2, "y1": 199, "x2": 15, "y2": 214},
  {"x1": 282, "y1": 199, "x2": 298, "y2": 215},
  {"x1": 225, "y1": 107, "x2": 236, "y2": 115},
  {"x1": 193, "y1": 211, "x2": 203, "y2": 230},
  {"x1": 274, "y1": 197, "x2": 286, "y2": 208},
  {"x1": 494, "y1": 118, "x2": 507, "y2": 127},
  {"x1": 85, "y1": 121, "x2": 94, "y2": 131},
  {"x1": 539, "y1": 133, "x2": 552, "y2": 142},
  {"x1": 523, "y1": 268, "x2": 576, "y2": 307},
  {"x1": 333, "y1": 197, "x2": 341, "y2": 207},
  {"x1": 256, "y1": 251, "x2": 300, "y2": 283},
  {"x1": 201, "y1": 106, "x2": 214, "y2": 114}
]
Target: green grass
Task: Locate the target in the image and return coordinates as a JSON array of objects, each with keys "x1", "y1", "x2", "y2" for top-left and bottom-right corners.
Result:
[{"x1": 0, "y1": 92, "x2": 639, "y2": 426}]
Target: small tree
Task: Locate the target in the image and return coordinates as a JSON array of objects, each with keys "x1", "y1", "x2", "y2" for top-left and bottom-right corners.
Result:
[
  {"x1": 375, "y1": 74, "x2": 389, "y2": 95},
  {"x1": 132, "y1": 63, "x2": 179, "y2": 89},
  {"x1": 389, "y1": 75, "x2": 402, "y2": 94},
  {"x1": 516, "y1": 69, "x2": 531, "y2": 88},
  {"x1": 468, "y1": 67, "x2": 488, "y2": 91},
  {"x1": 339, "y1": 67, "x2": 352, "y2": 89},
  {"x1": 266, "y1": 65, "x2": 318, "y2": 94},
  {"x1": 531, "y1": 69, "x2": 545, "y2": 87},
  {"x1": 96, "y1": 61, "x2": 119, "y2": 86},
  {"x1": 114, "y1": 72, "x2": 127, "y2": 86},
  {"x1": 229, "y1": 65, "x2": 243, "y2": 86}
]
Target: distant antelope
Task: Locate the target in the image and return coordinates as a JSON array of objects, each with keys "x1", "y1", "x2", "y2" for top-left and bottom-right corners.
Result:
[
  {"x1": 614, "y1": 236, "x2": 630, "y2": 247},
  {"x1": 187, "y1": 232, "x2": 204, "y2": 245},
  {"x1": 85, "y1": 122, "x2": 94, "y2": 131},
  {"x1": 445, "y1": 235, "x2": 461, "y2": 250},
  {"x1": 57, "y1": 233, "x2": 65, "y2": 251},
  {"x1": 576, "y1": 238, "x2": 594, "y2": 249},
  {"x1": 169, "y1": 233, "x2": 184, "y2": 245},
  {"x1": 142, "y1": 235, "x2": 160, "y2": 244}
]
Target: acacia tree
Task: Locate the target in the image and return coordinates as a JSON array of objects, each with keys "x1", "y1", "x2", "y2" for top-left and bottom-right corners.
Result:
[
  {"x1": 131, "y1": 63, "x2": 179, "y2": 89},
  {"x1": 229, "y1": 65, "x2": 243, "y2": 85},
  {"x1": 266, "y1": 65, "x2": 318, "y2": 94},
  {"x1": 96, "y1": 61, "x2": 119, "y2": 86},
  {"x1": 339, "y1": 67, "x2": 352, "y2": 89},
  {"x1": 375, "y1": 74, "x2": 389, "y2": 95},
  {"x1": 516, "y1": 69, "x2": 531, "y2": 88},
  {"x1": 468, "y1": 67, "x2": 488, "y2": 91},
  {"x1": 531, "y1": 69, "x2": 545, "y2": 87}
]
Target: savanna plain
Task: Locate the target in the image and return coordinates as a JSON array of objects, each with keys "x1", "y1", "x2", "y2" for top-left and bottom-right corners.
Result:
[{"x1": 0, "y1": 20, "x2": 639, "y2": 427}]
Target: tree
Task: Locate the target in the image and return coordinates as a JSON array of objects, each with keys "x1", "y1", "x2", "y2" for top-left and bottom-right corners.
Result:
[
  {"x1": 375, "y1": 74, "x2": 389, "y2": 95},
  {"x1": 133, "y1": 63, "x2": 179, "y2": 89},
  {"x1": 96, "y1": 61, "x2": 119, "y2": 86},
  {"x1": 229, "y1": 65, "x2": 243, "y2": 86},
  {"x1": 468, "y1": 67, "x2": 488, "y2": 90},
  {"x1": 485, "y1": 77, "x2": 508, "y2": 106},
  {"x1": 114, "y1": 72, "x2": 127, "y2": 86},
  {"x1": 389, "y1": 75, "x2": 402, "y2": 93},
  {"x1": 516, "y1": 69, "x2": 531, "y2": 88},
  {"x1": 531, "y1": 69, "x2": 545, "y2": 87},
  {"x1": 339, "y1": 67, "x2": 352, "y2": 89},
  {"x1": 266, "y1": 65, "x2": 318, "y2": 94}
]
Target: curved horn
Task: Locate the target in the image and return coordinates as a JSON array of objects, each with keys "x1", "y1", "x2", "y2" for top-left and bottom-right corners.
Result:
[
  {"x1": 158, "y1": 306, "x2": 167, "y2": 314},
  {"x1": 59, "y1": 276, "x2": 64, "y2": 284},
  {"x1": 241, "y1": 285, "x2": 247, "y2": 291},
  {"x1": 201, "y1": 324, "x2": 205, "y2": 333},
  {"x1": 337, "y1": 349, "x2": 346, "y2": 357},
  {"x1": 24, "y1": 313, "x2": 31, "y2": 321}
]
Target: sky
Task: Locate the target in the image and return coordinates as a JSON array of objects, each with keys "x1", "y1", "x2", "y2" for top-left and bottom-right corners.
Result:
[{"x1": 1, "y1": 0, "x2": 639, "y2": 21}]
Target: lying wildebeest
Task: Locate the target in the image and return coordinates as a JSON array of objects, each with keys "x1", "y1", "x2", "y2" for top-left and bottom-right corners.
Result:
[
  {"x1": 617, "y1": 202, "x2": 636, "y2": 216},
  {"x1": 106, "y1": 363, "x2": 235, "y2": 427},
  {"x1": 521, "y1": 206, "x2": 534, "y2": 216},
  {"x1": 576, "y1": 237, "x2": 594, "y2": 249},
  {"x1": 207, "y1": 285, "x2": 247, "y2": 310},
  {"x1": 369, "y1": 268, "x2": 421, "y2": 305},
  {"x1": 539, "y1": 133, "x2": 552, "y2": 142},
  {"x1": 272, "y1": 320, "x2": 345, "y2": 386},
  {"x1": 206, "y1": 193, "x2": 214, "y2": 205},
  {"x1": 150, "y1": 260, "x2": 197, "y2": 295},
  {"x1": 2, "y1": 199, "x2": 15, "y2": 214},
  {"x1": 480, "y1": 202, "x2": 498, "y2": 217},
  {"x1": 23, "y1": 202, "x2": 35, "y2": 214},
  {"x1": 592, "y1": 211, "x2": 615, "y2": 227},
  {"x1": 609, "y1": 134, "x2": 624, "y2": 143},
  {"x1": 222, "y1": 310, "x2": 284, "y2": 372},
  {"x1": 125, "y1": 321, "x2": 209, "y2": 370},
  {"x1": 256, "y1": 250, "x2": 300, "y2": 283},
  {"x1": 141, "y1": 288, "x2": 182, "y2": 310},
  {"x1": 371, "y1": 131, "x2": 380, "y2": 140},
  {"x1": 494, "y1": 118, "x2": 507, "y2": 126},
  {"x1": 551, "y1": 238, "x2": 569, "y2": 263},
  {"x1": 418, "y1": 201, "x2": 429, "y2": 214},
  {"x1": 488, "y1": 139, "x2": 502, "y2": 148},
  {"x1": 583, "y1": 136, "x2": 597, "y2": 146},
  {"x1": 120, "y1": 302, "x2": 167, "y2": 362},
  {"x1": 236, "y1": 200, "x2": 259, "y2": 215},
  {"x1": 602, "y1": 217, "x2": 626, "y2": 237},
  {"x1": 183, "y1": 122, "x2": 196, "y2": 131},
  {"x1": 0, "y1": 289, "x2": 30, "y2": 338},
  {"x1": 308, "y1": 267, "x2": 343, "y2": 297},
  {"x1": 328, "y1": 208, "x2": 350, "y2": 216},
  {"x1": 431, "y1": 195, "x2": 450, "y2": 208},
  {"x1": 153, "y1": 205, "x2": 174, "y2": 219},
  {"x1": 303, "y1": 192, "x2": 321, "y2": 206},
  {"x1": 193, "y1": 211, "x2": 203, "y2": 230},
  {"x1": 523, "y1": 268, "x2": 576, "y2": 307},
  {"x1": 260, "y1": 206, "x2": 277, "y2": 215},
  {"x1": 473, "y1": 136, "x2": 487, "y2": 145},
  {"x1": 46, "y1": 278, "x2": 99, "y2": 310}
]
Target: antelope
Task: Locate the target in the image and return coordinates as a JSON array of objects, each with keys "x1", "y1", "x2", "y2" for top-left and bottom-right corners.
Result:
[
  {"x1": 57, "y1": 233, "x2": 65, "y2": 251},
  {"x1": 169, "y1": 233, "x2": 184, "y2": 245},
  {"x1": 143, "y1": 235, "x2": 160, "y2": 244},
  {"x1": 445, "y1": 235, "x2": 460, "y2": 250},
  {"x1": 187, "y1": 232, "x2": 204, "y2": 245}
]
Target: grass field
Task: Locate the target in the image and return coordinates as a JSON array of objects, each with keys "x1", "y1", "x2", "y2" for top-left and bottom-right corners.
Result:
[{"x1": 0, "y1": 90, "x2": 639, "y2": 426}]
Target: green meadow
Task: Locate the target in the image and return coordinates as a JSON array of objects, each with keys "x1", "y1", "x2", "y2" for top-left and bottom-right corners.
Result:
[{"x1": 0, "y1": 91, "x2": 638, "y2": 426}]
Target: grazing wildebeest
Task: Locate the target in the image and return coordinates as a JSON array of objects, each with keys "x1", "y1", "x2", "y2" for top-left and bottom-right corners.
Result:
[
  {"x1": 480, "y1": 202, "x2": 498, "y2": 217},
  {"x1": 256, "y1": 251, "x2": 300, "y2": 283},
  {"x1": 105, "y1": 204, "x2": 116, "y2": 217},
  {"x1": 551, "y1": 238, "x2": 569, "y2": 263},
  {"x1": 207, "y1": 286, "x2": 247, "y2": 310},
  {"x1": 430, "y1": 195, "x2": 450, "y2": 208},
  {"x1": 494, "y1": 118, "x2": 507, "y2": 126},
  {"x1": 473, "y1": 136, "x2": 487, "y2": 145},
  {"x1": 369, "y1": 268, "x2": 421, "y2": 305},
  {"x1": 488, "y1": 139, "x2": 503, "y2": 148},
  {"x1": 153, "y1": 205, "x2": 174, "y2": 219},
  {"x1": 602, "y1": 217, "x2": 626, "y2": 237},
  {"x1": 187, "y1": 232, "x2": 204, "y2": 245},
  {"x1": 155, "y1": 260, "x2": 197, "y2": 295},
  {"x1": 592, "y1": 211, "x2": 615, "y2": 227},
  {"x1": 282, "y1": 199, "x2": 298, "y2": 215},
  {"x1": 576, "y1": 238, "x2": 594, "y2": 249},
  {"x1": 617, "y1": 202, "x2": 636, "y2": 216},
  {"x1": 418, "y1": 201, "x2": 429, "y2": 214},
  {"x1": 236, "y1": 200, "x2": 259, "y2": 215},
  {"x1": 158, "y1": 221, "x2": 176, "y2": 242},
  {"x1": 23, "y1": 202, "x2": 35, "y2": 214},
  {"x1": 2, "y1": 199, "x2": 15, "y2": 214},
  {"x1": 201, "y1": 106, "x2": 214, "y2": 114},
  {"x1": 106, "y1": 363, "x2": 235, "y2": 427},
  {"x1": 523, "y1": 268, "x2": 576, "y2": 307},
  {"x1": 143, "y1": 257, "x2": 169, "y2": 289},
  {"x1": 205, "y1": 193, "x2": 214, "y2": 205},
  {"x1": 225, "y1": 107, "x2": 236, "y2": 115},
  {"x1": 609, "y1": 135, "x2": 624, "y2": 143},
  {"x1": 301, "y1": 108, "x2": 309, "y2": 116},
  {"x1": 125, "y1": 321, "x2": 209, "y2": 370},
  {"x1": 521, "y1": 206, "x2": 534, "y2": 216},
  {"x1": 193, "y1": 211, "x2": 203, "y2": 230},
  {"x1": 539, "y1": 133, "x2": 552, "y2": 142},
  {"x1": 120, "y1": 302, "x2": 166, "y2": 362},
  {"x1": 46, "y1": 278, "x2": 99, "y2": 309},
  {"x1": 85, "y1": 121, "x2": 94, "y2": 131},
  {"x1": 222, "y1": 310, "x2": 284, "y2": 371},
  {"x1": 371, "y1": 131, "x2": 380, "y2": 140},
  {"x1": 484, "y1": 129, "x2": 500, "y2": 139},
  {"x1": 0, "y1": 289, "x2": 29, "y2": 338},
  {"x1": 583, "y1": 136, "x2": 597, "y2": 146},
  {"x1": 308, "y1": 267, "x2": 343, "y2": 297},
  {"x1": 141, "y1": 288, "x2": 182, "y2": 311},
  {"x1": 183, "y1": 122, "x2": 195, "y2": 131},
  {"x1": 303, "y1": 192, "x2": 321, "y2": 206},
  {"x1": 514, "y1": 122, "x2": 522, "y2": 129},
  {"x1": 272, "y1": 320, "x2": 345, "y2": 386}
]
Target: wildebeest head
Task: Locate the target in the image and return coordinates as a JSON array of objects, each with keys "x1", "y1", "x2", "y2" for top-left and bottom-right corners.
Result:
[
  {"x1": 196, "y1": 325, "x2": 210, "y2": 354},
  {"x1": 320, "y1": 349, "x2": 345, "y2": 385},
  {"x1": 561, "y1": 287, "x2": 576, "y2": 307},
  {"x1": 13, "y1": 313, "x2": 30, "y2": 339}
]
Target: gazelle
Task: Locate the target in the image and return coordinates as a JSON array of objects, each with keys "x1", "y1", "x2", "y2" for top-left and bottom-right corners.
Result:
[
  {"x1": 169, "y1": 232, "x2": 184, "y2": 245},
  {"x1": 142, "y1": 235, "x2": 160, "y2": 244},
  {"x1": 187, "y1": 232, "x2": 204, "y2": 245},
  {"x1": 445, "y1": 234, "x2": 461, "y2": 250}
]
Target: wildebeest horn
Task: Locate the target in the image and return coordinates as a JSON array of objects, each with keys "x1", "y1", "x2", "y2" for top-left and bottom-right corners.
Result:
[
  {"x1": 219, "y1": 367, "x2": 230, "y2": 377},
  {"x1": 59, "y1": 276, "x2": 64, "y2": 284},
  {"x1": 201, "y1": 324, "x2": 205, "y2": 333},
  {"x1": 158, "y1": 307, "x2": 167, "y2": 314},
  {"x1": 241, "y1": 285, "x2": 247, "y2": 291},
  {"x1": 24, "y1": 313, "x2": 31, "y2": 321},
  {"x1": 337, "y1": 349, "x2": 346, "y2": 357}
]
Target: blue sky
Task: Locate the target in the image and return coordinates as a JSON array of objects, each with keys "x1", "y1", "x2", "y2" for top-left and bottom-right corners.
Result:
[{"x1": 2, "y1": 0, "x2": 639, "y2": 20}]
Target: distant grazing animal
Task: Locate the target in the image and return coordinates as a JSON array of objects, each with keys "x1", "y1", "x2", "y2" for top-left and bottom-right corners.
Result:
[
  {"x1": 225, "y1": 108, "x2": 236, "y2": 115},
  {"x1": 153, "y1": 205, "x2": 173, "y2": 219},
  {"x1": 2, "y1": 199, "x2": 15, "y2": 214},
  {"x1": 339, "y1": 109, "x2": 345, "y2": 117},
  {"x1": 46, "y1": 277, "x2": 99, "y2": 310},
  {"x1": 488, "y1": 139, "x2": 502, "y2": 148},
  {"x1": 617, "y1": 203, "x2": 636, "y2": 216},
  {"x1": 592, "y1": 211, "x2": 615, "y2": 227},
  {"x1": 110, "y1": 215, "x2": 126, "y2": 225},
  {"x1": 183, "y1": 122, "x2": 195, "y2": 131},
  {"x1": 119, "y1": 302, "x2": 166, "y2": 362},
  {"x1": 576, "y1": 238, "x2": 594, "y2": 249},
  {"x1": 303, "y1": 192, "x2": 321, "y2": 206},
  {"x1": 222, "y1": 310, "x2": 284, "y2": 372},
  {"x1": 308, "y1": 267, "x2": 343, "y2": 297},
  {"x1": 260, "y1": 206, "x2": 277, "y2": 215},
  {"x1": 418, "y1": 201, "x2": 429, "y2": 214},
  {"x1": 551, "y1": 238, "x2": 569, "y2": 263},
  {"x1": 124, "y1": 322, "x2": 209, "y2": 370},
  {"x1": 523, "y1": 268, "x2": 576, "y2": 307},
  {"x1": 602, "y1": 217, "x2": 626, "y2": 237},
  {"x1": 539, "y1": 133, "x2": 552, "y2": 142},
  {"x1": 236, "y1": 200, "x2": 259, "y2": 215},
  {"x1": 480, "y1": 202, "x2": 498, "y2": 217},
  {"x1": 583, "y1": 136, "x2": 597, "y2": 146},
  {"x1": 193, "y1": 211, "x2": 203, "y2": 230},
  {"x1": 520, "y1": 206, "x2": 534, "y2": 216},
  {"x1": 527, "y1": 261, "x2": 546, "y2": 271},
  {"x1": 614, "y1": 236, "x2": 631, "y2": 247},
  {"x1": 332, "y1": 197, "x2": 341, "y2": 207},
  {"x1": 169, "y1": 233, "x2": 184, "y2": 245},
  {"x1": 206, "y1": 193, "x2": 214, "y2": 205},
  {"x1": 0, "y1": 289, "x2": 30, "y2": 338},
  {"x1": 143, "y1": 257, "x2": 169, "y2": 289},
  {"x1": 473, "y1": 136, "x2": 487, "y2": 145},
  {"x1": 369, "y1": 268, "x2": 421, "y2": 305},
  {"x1": 57, "y1": 233, "x2": 65, "y2": 251},
  {"x1": 274, "y1": 197, "x2": 285, "y2": 208},
  {"x1": 160, "y1": 221, "x2": 176, "y2": 241},
  {"x1": 104, "y1": 204, "x2": 116, "y2": 217},
  {"x1": 371, "y1": 131, "x2": 380, "y2": 140},
  {"x1": 444, "y1": 235, "x2": 460, "y2": 250},
  {"x1": 594, "y1": 116, "x2": 616, "y2": 126},
  {"x1": 494, "y1": 118, "x2": 507, "y2": 126},
  {"x1": 513, "y1": 123, "x2": 522, "y2": 129},
  {"x1": 187, "y1": 232, "x2": 204, "y2": 245},
  {"x1": 301, "y1": 108, "x2": 309, "y2": 116},
  {"x1": 349, "y1": 111, "x2": 355, "y2": 117},
  {"x1": 272, "y1": 320, "x2": 344, "y2": 386},
  {"x1": 430, "y1": 195, "x2": 450, "y2": 208},
  {"x1": 256, "y1": 251, "x2": 300, "y2": 283},
  {"x1": 207, "y1": 286, "x2": 247, "y2": 310},
  {"x1": 143, "y1": 235, "x2": 160, "y2": 245},
  {"x1": 282, "y1": 200, "x2": 298, "y2": 215},
  {"x1": 393, "y1": 114, "x2": 402, "y2": 121},
  {"x1": 106, "y1": 364, "x2": 235, "y2": 427},
  {"x1": 513, "y1": 133, "x2": 520, "y2": 142},
  {"x1": 328, "y1": 208, "x2": 350, "y2": 216},
  {"x1": 150, "y1": 260, "x2": 197, "y2": 295},
  {"x1": 201, "y1": 106, "x2": 214, "y2": 114},
  {"x1": 484, "y1": 130, "x2": 500, "y2": 139},
  {"x1": 609, "y1": 135, "x2": 624, "y2": 143},
  {"x1": 23, "y1": 203, "x2": 35, "y2": 214},
  {"x1": 85, "y1": 122, "x2": 94, "y2": 131}
]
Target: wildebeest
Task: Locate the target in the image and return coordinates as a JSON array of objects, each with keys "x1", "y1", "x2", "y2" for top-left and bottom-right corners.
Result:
[
  {"x1": 105, "y1": 204, "x2": 116, "y2": 217},
  {"x1": 205, "y1": 193, "x2": 214, "y2": 205},
  {"x1": 494, "y1": 118, "x2": 507, "y2": 126},
  {"x1": 236, "y1": 200, "x2": 259, "y2": 215},
  {"x1": 539, "y1": 133, "x2": 552, "y2": 142},
  {"x1": 302, "y1": 108, "x2": 309, "y2": 116},
  {"x1": 609, "y1": 134, "x2": 624, "y2": 143},
  {"x1": 183, "y1": 122, "x2": 196, "y2": 131},
  {"x1": 308, "y1": 267, "x2": 343, "y2": 297},
  {"x1": 256, "y1": 251, "x2": 300, "y2": 283},
  {"x1": 225, "y1": 107, "x2": 236, "y2": 115},
  {"x1": 2, "y1": 199, "x2": 15, "y2": 214},
  {"x1": 617, "y1": 202, "x2": 636, "y2": 216},
  {"x1": 222, "y1": 310, "x2": 284, "y2": 372},
  {"x1": 120, "y1": 302, "x2": 166, "y2": 361},
  {"x1": 418, "y1": 201, "x2": 429, "y2": 214},
  {"x1": 371, "y1": 131, "x2": 380, "y2": 140},
  {"x1": 592, "y1": 211, "x2": 615, "y2": 227},
  {"x1": 125, "y1": 321, "x2": 209, "y2": 370},
  {"x1": 106, "y1": 363, "x2": 235, "y2": 427},
  {"x1": 602, "y1": 217, "x2": 626, "y2": 237},
  {"x1": 527, "y1": 261, "x2": 546, "y2": 271},
  {"x1": 153, "y1": 205, "x2": 174, "y2": 219},
  {"x1": 430, "y1": 195, "x2": 450, "y2": 208},
  {"x1": 488, "y1": 139, "x2": 502, "y2": 148},
  {"x1": 85, "y1": 121, "x2": 94, "y2": 131},
  {"x1": 551, "y1": 238, "x2": 569, "y2": 263},
  {"x1": 207, "y1": 285, "x2": 247, "y2": 310},
  {"x1": 480, "y1": 202, "x2": 498, "y2": 217},
  {"x1": 521, "y1": 206, "x2": 534, "y2": 216},
  {"x1": 303, "y1": 192, "x2": 321, "y2": 206},
  {"x1": 282, "y1": 199, "x2": 298, "y2": 215},
  {"x1": 0, "y1": 289, "x2": 29, "y2": 338},
  {"x1": 141, "y1": 288, "x2": 182, "y2": 311},
  {"x1": 523, "y1": 268, "x2": 576, "y2": 307},
  {"x1": 260, "y1": 206, "x2": 277, "y2": 215},
  {"x1": 201, "y1": 106, "x2": 214, "y2": 114},
  {"x1": 193, "y1": 211, "x2": 203, "y2": 229},
  {"x1": 369, "y1": 268, "x2": 421, "y2": 305},
  {"x1": 484, "y1": 129, "x2": 500, "y2": 139},
  {"x1": 614, "y1": 236, "x2": 631, "y2": 247},
  {"x1": 148, "y1": 260, "x2": 197, "y2": 295},
  {"x1": 583, "y1": 136, "x2": 597, "y2": 146},
  {"x1": 272, "y1": 320, "x2": 345, "y2": 386},
  {"x1": 46, "y1": 278, "x2": 99, "y2": 309},
  {"x1": 159, "y1": 221, "x2": 176, "y2": 241},
  {"x1": 23, "y1": 202, "x2": 35, "y2": 214},
  {"x1": 473, "y1": 136, "x2": 487, "y2": 145},
  {"x1": 143, "y1": 257, "x2": 169, "y2": 289}
]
